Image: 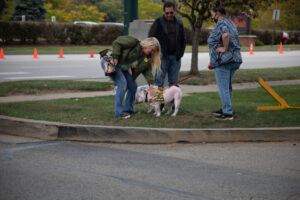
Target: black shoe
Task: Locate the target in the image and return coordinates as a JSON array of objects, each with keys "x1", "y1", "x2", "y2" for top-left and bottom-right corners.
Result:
[
  {"x1": 212, "y1": 109, "x2": 223, "y2": 116},
  {"x1": 215, "y1": 114, "x2": 234, "y2": 120}
]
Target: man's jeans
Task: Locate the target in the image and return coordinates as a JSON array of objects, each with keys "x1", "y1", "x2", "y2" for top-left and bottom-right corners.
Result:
[
  {"x1": 109, "y1": 66, "x2": 137, "y2": 117},
  {"x1": 214, "y1": 62, "x2": 240, "y2": 115},
  {"x1": 155, "y1": 54, "x2": 181, "y2": 87}
]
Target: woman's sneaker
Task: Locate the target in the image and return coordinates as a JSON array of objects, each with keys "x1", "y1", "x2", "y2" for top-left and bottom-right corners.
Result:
[
  {"x1": 121, "y1": 114, "x2": 131, "y2": 119},
  {"x1": 212, "y1": 109, "x2": 222, "y2": 116},
  {"x1": 215, "y1": 114, "x2": 234, "y2": 120}
]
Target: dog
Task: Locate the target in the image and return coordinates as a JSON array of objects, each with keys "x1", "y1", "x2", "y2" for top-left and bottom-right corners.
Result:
[
  {"x1": 136, "y1": 85, "x2": 182, "y2": 117},
  {"x1": 99, "y1": 49, "x2": 115, "y2": 76}
]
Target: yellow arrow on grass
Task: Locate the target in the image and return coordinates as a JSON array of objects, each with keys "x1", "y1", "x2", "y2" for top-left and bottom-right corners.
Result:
[{"x1": 257, "y1": 78, "x2": 300, "y2": 111}]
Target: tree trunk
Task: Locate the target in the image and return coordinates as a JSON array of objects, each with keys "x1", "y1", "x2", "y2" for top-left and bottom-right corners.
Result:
[{"x1": 189, "y1": 27, "x2": 200, "y2": 76}]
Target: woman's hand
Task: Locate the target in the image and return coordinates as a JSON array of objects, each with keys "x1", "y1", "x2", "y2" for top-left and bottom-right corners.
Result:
[
  {"x1": 216, "y1": 47, "x2": 226, "y2": 52},
  {"x1": 216, "y1": 32, "x2": 229, "y2": 53},
  {"x1": 112, "y1": 59, "x2": 118, "y2": 66},
  {"x1": 148, "y1": 84, "x2": 156, "y2": 97}
]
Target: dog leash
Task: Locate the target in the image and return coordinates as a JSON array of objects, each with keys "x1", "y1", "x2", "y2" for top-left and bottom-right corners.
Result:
[{"x1": 169, "y1": 74, "x2": 193, "y2": 87}]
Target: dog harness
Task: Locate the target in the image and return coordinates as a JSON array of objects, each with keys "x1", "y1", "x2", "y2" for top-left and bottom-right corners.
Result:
[{"x1": 148, "y1": 89, "x2": 164, "y2": 104}]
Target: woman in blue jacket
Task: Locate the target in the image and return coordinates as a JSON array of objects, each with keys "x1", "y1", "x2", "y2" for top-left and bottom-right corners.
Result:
[{"x1": 208, "y1": 5, "x2": 243, "y2": 120}]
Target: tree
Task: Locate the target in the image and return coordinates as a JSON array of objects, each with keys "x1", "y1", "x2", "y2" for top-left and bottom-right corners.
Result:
[
  {"x1": 138, "y1": 0, "x2": 162, "y2": 20},
  {"x1": 253, "y1": 0, "x2": 300, "y2": 30},
  {"x1": 70, "y1": 4, "x2": 106, "y2": 22},
  {"x1": 96, "y1": 0, "x2": 124, "y2": 22},
  {"x1": 12, "y1": 0, "x2": 47, "y2": 21},
  {"x1": 162, "y1": 0, "x2": 271, "y2": 76},
  {"x1": 44, "y1": 0, "x2": 105, "y2": 23},
  {"x1": 0, "y1": 0, "x2": 7, "y2": 16}
]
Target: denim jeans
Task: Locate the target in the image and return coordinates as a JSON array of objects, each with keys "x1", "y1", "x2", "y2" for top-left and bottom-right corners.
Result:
[
  {"x1": 155, "y1": 54, "x2": 181, "y2": 87},
  {"x1": 109, "y1": 66, "x2": 137, "y2": 117},
  {"x1": 214, "y1": 62, "x2": 240, "y2": 115}
]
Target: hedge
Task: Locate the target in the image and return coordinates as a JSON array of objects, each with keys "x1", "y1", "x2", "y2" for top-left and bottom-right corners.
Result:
[
  {"x1": 0, "y1": 21, "x2": 123, "y2": 45},
  {"x1": 1, "y1": 21, "x2": 299, "y2": 45}
]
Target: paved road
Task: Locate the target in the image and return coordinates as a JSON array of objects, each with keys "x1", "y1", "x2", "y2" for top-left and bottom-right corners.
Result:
[
  {"x1": 0, "y1": 134, "x2": 299, "y2": 200},
  {"x1": 0, "y1": 51, "x2": 300, "y2": 82}
]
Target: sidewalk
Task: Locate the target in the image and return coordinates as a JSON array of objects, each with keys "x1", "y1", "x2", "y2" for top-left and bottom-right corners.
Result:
[
  {"x1": 1, "y1": 79, "x2": 300, "y2": 144},
  {"x1": 1, "y1": 79, "x2": 300, "y2": 103}
]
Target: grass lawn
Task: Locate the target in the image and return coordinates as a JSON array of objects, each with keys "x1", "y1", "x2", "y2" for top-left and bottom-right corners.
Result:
[
  {"x1": 3, "y1": 44, "x2": 300, "y2": 54},
  {"x1": 0, "y1": 80, "x2": 114, "y2": 97},
  {"x1": 0, "y1": 85, "x2": 299, "y2": 128},
  {"x1": 0, "y1": 67, "x2": 299, "y2": 97},
  {"x1": 185, "y1": 44, "x2": 300, "y2": 52},
  {"x1": 3, "y1": 45, "x2": 111, "y2": 54},
  {"x1": 181, "y1": 66, "x2": 300, "y2": 85}
]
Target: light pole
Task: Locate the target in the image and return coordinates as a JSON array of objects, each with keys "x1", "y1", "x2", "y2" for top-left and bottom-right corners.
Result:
[
  {"x1": 248, "y1": 8, "x2": 253, "y2": 35},
  {"x1": 294, "y1": 0, "x2": 297, "y2": 30},
  {"x1": 123, "y1": 0, "x2": 138, "y2": 35}
]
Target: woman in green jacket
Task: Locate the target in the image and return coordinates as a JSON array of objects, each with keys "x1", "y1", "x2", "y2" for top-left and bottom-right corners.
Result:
[{"x1": 110, "y1": 36, "x2": 161, "y2": 119}]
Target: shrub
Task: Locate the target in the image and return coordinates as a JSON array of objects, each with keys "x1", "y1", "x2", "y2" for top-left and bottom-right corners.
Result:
[
  {"x1": 92, "y1": 25, "x2": 104, "y2": 44},
  {"x1": 0, "y1": 21, "x2": 14, "y2": 44},
  {"x1": 42, "y1": 23, "x2": 56, "y2": 44},
  {"x1": 255, "y1": 40, "x2": 264, "y2": 46},
  {"x1": 26, "y1": 22, "x2": 43, "y2": 44},
  {"x1": 67, "y1": 24, "x2": 83, "y2": 44},
  {"x1": 100, "y1": 25, "x2": 123, "y2": 45},
  {"x1": 82, "y1": 25, "x2": 94, "y2": 44},
  {"x1": 54, "y1": 23, "x2": 69, "y2": 44},
  {"x1": 184, "y1": 27, "x2": 210, "y2": 45}
]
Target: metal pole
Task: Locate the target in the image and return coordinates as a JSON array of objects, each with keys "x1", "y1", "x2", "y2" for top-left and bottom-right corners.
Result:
[
  {"x1": 272, "y1": 11, "x2": 277, "y2": 46},
  {"x1": 123, "y1": 0, "x2": 138, "y2": 35},
  {"x1": 294, "y1": 0, "x2": 297, "y2": 30},
  {"x1": 124, "y1": 0, "x2": 129, "y2": 35},
  {"x1": 248, "y1": 9, "x2": 253, "y2": 35}
]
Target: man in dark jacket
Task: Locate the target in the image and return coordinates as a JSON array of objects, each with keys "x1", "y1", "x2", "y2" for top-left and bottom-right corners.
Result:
[{"x1": 148, "y1": 1, "x2": 186, "y2": 88}]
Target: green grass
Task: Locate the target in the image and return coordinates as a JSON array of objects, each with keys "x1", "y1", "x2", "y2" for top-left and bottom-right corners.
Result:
[
  {"x1": 0, "y1": 80, "x2": 114, "y2": 97},
  {"x1": 0, "y1": 67, "x2": 299, "y2": 96},
  {"x1": 3, "y1": 44, "x2": 300, "y2": 54},
  {"x1": 180, "y1": 66, "x2": 300, "y2": 85},
  {"x1": 184, "y1": 44, "x2": 300, "y2": 52},
  {"x1": 0, "y1": 85, "x2": 299, "y2": 128},
  {"x1": 2, "y1": 45, "x2": 111, "y2": 54}
]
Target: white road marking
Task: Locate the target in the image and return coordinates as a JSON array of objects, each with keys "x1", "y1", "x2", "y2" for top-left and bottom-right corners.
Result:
[{"x1": 0, "y1": 72, "x2": 30, "y2": 75}]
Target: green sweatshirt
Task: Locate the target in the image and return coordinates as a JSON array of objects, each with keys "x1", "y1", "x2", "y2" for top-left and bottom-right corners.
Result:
[{"x1": 111, "y1": 36, "x2": 155, "y2": 84}]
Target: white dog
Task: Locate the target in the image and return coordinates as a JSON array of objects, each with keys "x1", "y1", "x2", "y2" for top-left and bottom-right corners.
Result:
[{"x1": 136, "y1": 85, "x2": 182, "y2": 117}]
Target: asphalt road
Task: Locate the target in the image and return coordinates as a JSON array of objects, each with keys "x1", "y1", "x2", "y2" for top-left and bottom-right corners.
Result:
[
  {"x1": 0, "y1": 51, "x2": 300, "y2": 82},
  {"x1": 0, "y1": 135, "x2": 299, "y2": 200}
]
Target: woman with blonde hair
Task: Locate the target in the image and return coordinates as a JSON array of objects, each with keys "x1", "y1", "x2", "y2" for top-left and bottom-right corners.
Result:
[{"x1": 110, "y1": 36, "x2": 161, "y2": 119}]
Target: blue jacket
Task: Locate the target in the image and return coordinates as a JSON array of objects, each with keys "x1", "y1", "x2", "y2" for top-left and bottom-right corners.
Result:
[{"x1": 208, "y1": 18, "x2": 242, "y2": 68}]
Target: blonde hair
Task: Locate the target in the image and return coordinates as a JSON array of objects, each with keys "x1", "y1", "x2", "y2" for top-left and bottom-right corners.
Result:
[{"x1": 140, "y1": 37, "x2": 161, "y2": 74}]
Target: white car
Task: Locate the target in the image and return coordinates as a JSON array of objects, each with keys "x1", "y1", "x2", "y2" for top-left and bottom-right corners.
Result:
[
  {"x1": 71, "y1": 21, "x2": 98, "y2": 25},
  {"x1": 98, "y1": 22, "x2": 124, "y2": 26}
]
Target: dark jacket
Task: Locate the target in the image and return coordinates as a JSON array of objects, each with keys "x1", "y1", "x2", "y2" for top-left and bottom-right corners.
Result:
[
  {"x1": 148, "y1": 15, "x2": 186, "y2": 61},
  {"x1": 111, "y1": 35, "x2": 155, "y2": 84}
]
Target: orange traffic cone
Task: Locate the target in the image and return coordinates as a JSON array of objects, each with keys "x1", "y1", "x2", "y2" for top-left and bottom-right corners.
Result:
[
  {"x1": 279, "y1": 42, "x2": 283, "y2": 54},
  {"x1": 249, "y1": 42, "x2": 254, "y2": 55},
  {"x1": 59, "y1": 48, "x2": 64, "y2": 58},
  {"x1": 33, "y1": 48, "x2": 39, "y2": 59},
  {"x1": 0, "y1": 48, "x2": 5, "y2": 59},
  {"x1": 90, "y1": 48, "x2": 94, "y2": 58}
]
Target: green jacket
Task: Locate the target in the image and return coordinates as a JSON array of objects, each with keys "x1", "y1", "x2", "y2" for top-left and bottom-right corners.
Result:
[{"x1": 111, "y1": 36, "x2": 154, "y2": 84}]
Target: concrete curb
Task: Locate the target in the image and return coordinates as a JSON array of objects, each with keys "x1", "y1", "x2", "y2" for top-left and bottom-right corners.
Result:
[{"x1": 1, "y1": 115, "x2": 299, "y2": 144}]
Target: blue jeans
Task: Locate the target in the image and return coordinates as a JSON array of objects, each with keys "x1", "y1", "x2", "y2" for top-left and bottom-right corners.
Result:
[
  {"x1": 155, "y1": 54, "x2": 181, "y2": 87},
  {"x1": 109, "y1": 66, "x2": 137, "y2": 117},
  {"x1": 214, "y1": 62, "x2": 240, "y2": 115}
]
